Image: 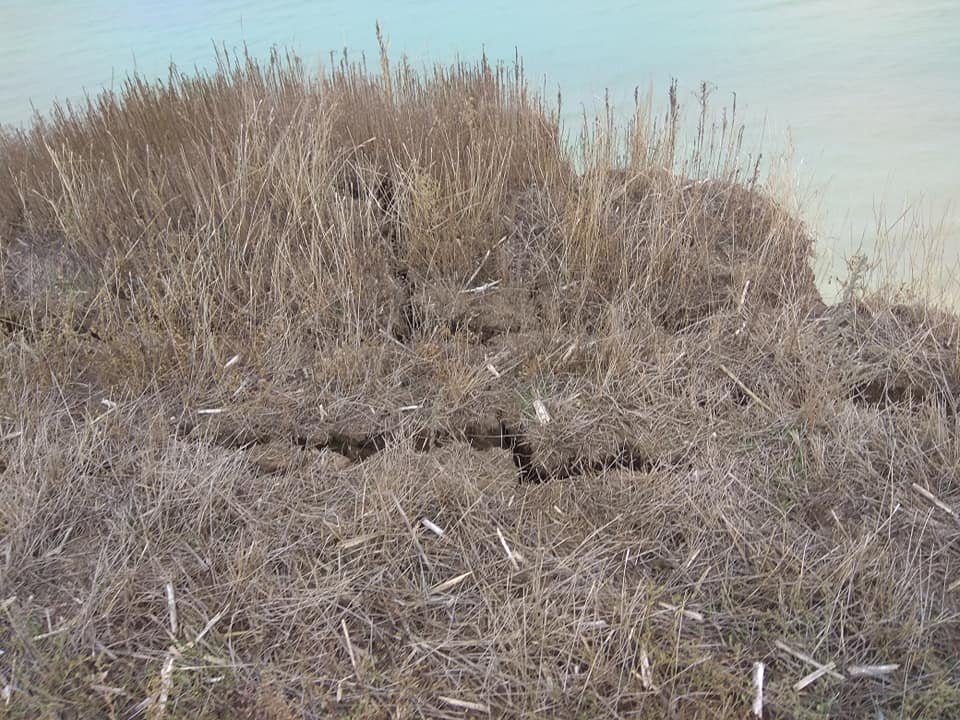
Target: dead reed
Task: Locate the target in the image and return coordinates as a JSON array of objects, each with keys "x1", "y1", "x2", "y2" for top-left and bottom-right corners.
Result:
[{"x1": 0, "y1": 42, "x2": 957, "y2": 719}]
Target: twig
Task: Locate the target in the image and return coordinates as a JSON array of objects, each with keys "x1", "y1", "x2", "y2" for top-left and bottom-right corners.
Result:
[
  {"x1": 155, "y1": 649, "x2": 178, "y2": 718},
  {"x1": 421, "y1": 517, "x2": 444, "y2": 538},
  {"x1": 752, "y1": 662, "x2": 764, "y2": 718},
  {"x1": 774, "y1": 640, "x2": 844, "y2": 680},
  {"x1": 658, "y1": 601, "x2": 704, "y2": 623},
  {"x1": 393, "y1": 495, "x2": 433, "y2": 572},
  {"x1": 430, "y1": 571, "x2": 473, "y2": 595},
  {"x1": 496, "y1": 527, "x2": 520, "y2": 570},
  {"x1": 847, "y1": 664, "x2": 899, "y2": 678},
  {"x1": 32, "y1": 624, "x2": 72, "y2": 641},
  {"x1": 461, "y1": 234, "x2": 507, "y2": 290},
  {"x1": 581, "y1": 620, "x2": 607, "y2": 630},
  {"x1": 911, "y1": 483, "x2": 957, "y2": 519},
  {"x1": 639, "y1": 645, "x2": 656, "y2": 690},
  {"x1": 90, "y1": 683, "x2": 129, "y2": 698},
  {"x1": 719, "y1": 364, "x2": 773, "y2": 414},
  {"x1": 794, "y1": 662, "x2": 837, "y2": 691},
  {"x1": 165, "y1": 583, "x2": 178, "y2": 638},
  {"x1": 739, "y1": 279, "x2": 752, "y2": 310},
  {"x1": 462, "y1": 280, "x2": 500, "y2": 294},
  {"x1": 42, "y1": 524, "x2": 73, "y2": 559},
  {"x1": 341, "y1": 619, "x2": 359, "y2": 678},
  {"x1": 0, "y1": 430, "x2": 22, "y2": 442},
  {"x1": 438, "y1": 696, "x2": 490, "y2": 713},
  {"x1": 91, "y1": 398, "x2": 118, "y2": 424},
  {"x1": 341, "y1": 534, "x2": 377, "y2": 550},
  {"x1": 223, "y1": 354, "x2": 241, "y2": 369},
  {"x1": 190, "y1": 608, "x2": 227, "y2": 647},
  {"x1": 532, "y1": 398, "x2": 552, "y2": 425}
]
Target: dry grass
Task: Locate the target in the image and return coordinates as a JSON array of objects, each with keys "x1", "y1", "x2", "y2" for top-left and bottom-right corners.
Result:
[{"x1": 1, "y1": 43, "x2": 958, "y2": 719}]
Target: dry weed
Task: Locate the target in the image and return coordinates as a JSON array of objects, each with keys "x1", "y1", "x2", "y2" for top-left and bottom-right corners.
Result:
[{"x1": 0, "y1": 44, "x2": 957, "y2": 719}]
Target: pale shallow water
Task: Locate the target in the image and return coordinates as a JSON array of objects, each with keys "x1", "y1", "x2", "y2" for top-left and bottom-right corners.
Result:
[{"x1": 1, "y1": 1, "x2": 958, "y2": 292}]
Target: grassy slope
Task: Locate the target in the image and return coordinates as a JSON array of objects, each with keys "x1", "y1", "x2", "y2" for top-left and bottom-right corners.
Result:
[{"x1": 1, "y1": 47, "x2": 958, "y2": 719}]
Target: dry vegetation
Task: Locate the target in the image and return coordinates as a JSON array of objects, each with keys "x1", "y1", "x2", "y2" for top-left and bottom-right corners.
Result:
[{"x1": 1, "y1": 43, "x2": 959, "y2": 719}]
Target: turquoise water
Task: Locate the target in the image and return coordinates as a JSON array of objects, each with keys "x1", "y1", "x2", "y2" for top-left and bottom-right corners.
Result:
[{"x1": 2, "y1": 1, "x2": 958, "y2": 286}]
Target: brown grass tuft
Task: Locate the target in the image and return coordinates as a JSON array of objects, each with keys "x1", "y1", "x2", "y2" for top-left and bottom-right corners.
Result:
[{"x1": 0, "y1": 46, "x2": 957, "y2": 719}]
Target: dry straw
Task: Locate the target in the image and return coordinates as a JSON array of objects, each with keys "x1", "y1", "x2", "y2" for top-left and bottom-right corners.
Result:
[{"x1": 0, "y1": 39, "x2": 957, "y2": 719}]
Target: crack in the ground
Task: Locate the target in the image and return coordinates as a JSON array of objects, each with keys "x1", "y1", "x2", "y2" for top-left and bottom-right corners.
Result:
[
  {"x1": 181, "y1": 414, "x2": 660, "y2": 483},
  {"x1": 0, "y1": 313, "x2": 104, "y2": 342},
  {"x1": 497, "y1": 423, "x2": 656, "y2": 482},
  {"x1": 849, "y1": 376, "x2": 958, "y2": 413}
]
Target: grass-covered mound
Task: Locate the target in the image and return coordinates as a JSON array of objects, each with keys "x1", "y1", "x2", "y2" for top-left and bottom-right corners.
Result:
[{"x1": 1, "y1": 47, "x2": 958, "y2": 719}]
